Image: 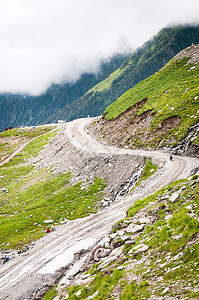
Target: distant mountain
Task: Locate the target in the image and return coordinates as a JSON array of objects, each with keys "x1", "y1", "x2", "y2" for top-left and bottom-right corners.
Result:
[
  {"x1": 1, "y1": 24, "x2": 199, "y2": 130},
  {"x1": 46, "y1": 24, "x2": 199, "y2": 123},
  {"x1": 0, "y1": 53, "x2": 128, "y2": 131}
]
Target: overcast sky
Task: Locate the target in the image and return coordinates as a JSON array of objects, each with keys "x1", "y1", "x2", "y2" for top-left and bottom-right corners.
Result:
[{"x1": 0, "y1": 0, "x2": 198, "y2": 95}]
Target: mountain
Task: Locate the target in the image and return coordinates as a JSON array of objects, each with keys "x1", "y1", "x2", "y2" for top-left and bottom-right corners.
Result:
[
  {"x1": 1, "y1": 24, "x2": 199, "y2": 131},
  {"x1": 47, "y1": 24, "x2": 199, "y2": 123},
  {"x1": 0, "y1": 53, "x2": 128, "y2": 131},
  {"x1": 90, "y1": 44, "x2": 199, "y2": 156}
]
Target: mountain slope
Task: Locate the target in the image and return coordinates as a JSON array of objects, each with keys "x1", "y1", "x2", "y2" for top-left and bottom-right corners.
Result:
[
  {"x1": 0, "y1": 54, "x2": 128, "y2": 131},
  {"x1": 47, "y1": 24, "x2": 199, "y2": 123},
  {"x1": 90, "y1": 44, "x2": 199, "y2": 156}
]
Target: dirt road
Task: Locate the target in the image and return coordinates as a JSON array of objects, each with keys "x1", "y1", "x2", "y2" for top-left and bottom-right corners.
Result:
[{"x1": 0, "y1": 117, "x2": 198, "y2": 300}]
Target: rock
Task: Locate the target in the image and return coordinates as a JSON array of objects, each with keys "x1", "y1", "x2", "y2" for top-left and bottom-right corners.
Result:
[
  {"x1": 149, "y1": 207, "x2": 160, "y2": 214},
  {"x1": 126, "y1": 224, "x2": 145, "y2": 234},
  {"x1": 2, "y1": 188, "x2": 8, "y2": 193},
  {"x1": 117, "y1": 265, "x2": 124, "y2": 270},
  {"x1": 185, "y1": 205, "x2": 192, "y2": 210},
  {"x1": 120, "y1": 235, "x2": 129, "y2": 242},
  {"x1": 173, "y1": 233, "x2": 183, "y2": 240},
  {"x1": 137, "y1": 217, "x2": 150, "y2": 224},
  {"x1": 125, "y1": 240, "x2": 135, "y2": 246},
  {"x1": 165, "y1": 214, "x2": 173, "y2": 221},
  {"x1": 87, "y1": 291, "x2": 99, "y2": 299},
  {"x1": 162, "y1": 287, "x2": 170, "y2": 295},
  {"x1": 169, "y1": 192, "x2": 180, "y2": 203},
  {"x1": 110, "y1": 233, "x2": 117, "y2": 239},
  {"x1": 133, "y1": 244, "x2": 148, "y2": 255},
  {"x1": 43, "y1": 219, "x2": 53, "y2": 224}
]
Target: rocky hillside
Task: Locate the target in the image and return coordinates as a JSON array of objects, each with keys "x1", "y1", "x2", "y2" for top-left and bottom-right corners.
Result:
[
  {"x1": 47, "y1": 24, "x2": 199, "y2": 124},
  {"x1": 59, "y1": 172, "x2": 199, "y2": 299},
  {"x1": 90, "y1": 44, "x2": 199, "y2": 157}
]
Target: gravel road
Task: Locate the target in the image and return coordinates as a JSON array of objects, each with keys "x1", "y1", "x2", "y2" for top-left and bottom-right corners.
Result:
[{"x1": 0, "y1": 117, "x2": 198, "y2": 300}]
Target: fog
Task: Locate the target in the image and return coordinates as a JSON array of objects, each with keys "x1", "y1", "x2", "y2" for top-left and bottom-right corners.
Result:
[{"x1": 0, "y1": 0, "x2": 198, "y2": 95}]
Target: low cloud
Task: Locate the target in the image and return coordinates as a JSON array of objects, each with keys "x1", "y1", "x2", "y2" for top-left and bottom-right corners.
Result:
[{"x1": 0, "y1": 0, "x2": 198, "y2": 95}]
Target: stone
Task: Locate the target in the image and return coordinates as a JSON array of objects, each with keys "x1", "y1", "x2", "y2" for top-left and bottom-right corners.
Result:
[
  {"x1": 169, "y1": 192, "x2": 180, "y2": 203},
  {"x1": 2, "y1": 188, "x2": 8, "y2": 193},
  {"x1": 165, "y1": 214, "x2": 173, "y2": 221},
  {"x1": 126, "y1": 224, "x2": 145, "y2": 234},
  {"x1": 137, "y1": 217, "x2": 150, "y2": 224},
  {"x1": 149, "y1": 207, "x2": 160, "y2": 214},
  {"x1": 125, "y1": 240, "x2": 135, "y2": 246},
  {"x1": 120, "y1": 235, "x2": 129, "y2": 241},
  {"x1": 110, "y1": 233, "x2": 117, "y2": 239},
  {"x1": 43, "y1": 219, "x2": 53, "y2": 224},
  {"x1": 162, "y1": 287, "x2": 170, "y2": 295},
  {"x1": 133, "y1": 244, "x2": 148, "y2": 255}
]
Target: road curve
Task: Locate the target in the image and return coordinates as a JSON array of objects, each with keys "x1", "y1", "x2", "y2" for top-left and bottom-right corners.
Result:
[{"x1": 0, "y1": 117, "x2": 198, "y2": 300}]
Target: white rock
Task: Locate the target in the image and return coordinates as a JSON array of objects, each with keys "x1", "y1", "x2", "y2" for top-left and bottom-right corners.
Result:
[
  {"x1": 134, "y1": 244, "x2": 148, "y2": 255},
  {"x1": 43, "y1": 219, "x2": 53, "y2": 224},
  {"x1": 165, "y1": 214, "x2": 173, "y2": 221},
  {"x1": 169, "y1": 192, "x2": 180, "y2": 203},
  {"x1": 137, "y1": 217, "x2": 150, "y2": 224},
  {"x1": 126, "y1": 224, "x2": 145, "y2": 233},
  {"x1": 162, "y1": 287, "x2": 170, "y2": 295},
  {"x1": 110, "y1": 233, "x2": 117, "y2": 239}
]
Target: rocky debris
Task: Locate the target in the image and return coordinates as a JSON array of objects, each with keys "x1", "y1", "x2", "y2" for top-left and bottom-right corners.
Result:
[
  {"x1": 173, "y1": 121, "x2": 199, "y2": 157},
  {"x1": 56, "y1": 173, "x2": 199, "y2": 300},
  {"x1": 34, "y1": 130, "x2": 146, "y2": 201}
]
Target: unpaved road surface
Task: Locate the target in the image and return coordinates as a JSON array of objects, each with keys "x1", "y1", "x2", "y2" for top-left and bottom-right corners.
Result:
[{"x1": 0, "y1": 117, "x2": 198, "y2": 300}]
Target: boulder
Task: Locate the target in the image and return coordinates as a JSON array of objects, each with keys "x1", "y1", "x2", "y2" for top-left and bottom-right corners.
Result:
[
  {"x1": 137, "y1": 217, "x2": 150, "y2": 224},
  {"x1": 133, "y1": 244, "x2": 149, "y2": 255},
  {"x1": 169, "y1": 192, "x2": 180, "y2": 203},
  {"x1": 126, "y1": 224, "x2": 145, "y2": 234}
]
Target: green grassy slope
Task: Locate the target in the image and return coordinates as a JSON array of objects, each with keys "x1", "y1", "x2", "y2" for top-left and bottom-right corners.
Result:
[
  {"x1": 104, "y1": 52, "x2": 199, "y2": 142},
  {"x1": 0, "y1": 128, "x2": 106, "y2": 250}
]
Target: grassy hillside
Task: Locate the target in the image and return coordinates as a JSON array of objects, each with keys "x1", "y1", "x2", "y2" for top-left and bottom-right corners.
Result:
[
  {"x1": 47, "y1": 24, "x2": 199, "y2": 123},
  {"x1": 0, "y1": 128, "x2": 106, "y2": 250},
  {"x1": 91, "y1": 44, "x2": 199, "y2": 153}
]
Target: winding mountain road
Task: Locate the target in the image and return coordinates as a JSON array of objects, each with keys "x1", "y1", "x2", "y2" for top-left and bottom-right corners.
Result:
[{"x1": 0, "y1": 117, "x2": 198, "y2": 300}]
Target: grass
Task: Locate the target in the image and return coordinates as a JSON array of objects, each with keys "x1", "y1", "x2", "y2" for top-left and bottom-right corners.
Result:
[
  {"x1": 42, "y1": 286, "x2": 58, "y2": 300},
  {"x1": 132, "y1": 159, "x2": 158, "y2": 190},
  {"x1": 0, "y1": 126, "x2": 56, "y2": 162},
  {"x1": 104, "y1": 57, "x2": 199, "y2": 142},
  {"x1": 0, "y1": 170, "x2": 106, "y2": 249}
]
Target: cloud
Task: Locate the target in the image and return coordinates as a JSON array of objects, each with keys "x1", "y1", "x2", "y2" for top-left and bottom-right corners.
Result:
[{"x1": 0, "y1": 0, "x2": 198, "y2": 95}]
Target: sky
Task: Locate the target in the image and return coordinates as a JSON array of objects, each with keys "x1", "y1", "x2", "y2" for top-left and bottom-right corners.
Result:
[{"x1": 0, "y1": 0, "x2": 198, "y2": 96}]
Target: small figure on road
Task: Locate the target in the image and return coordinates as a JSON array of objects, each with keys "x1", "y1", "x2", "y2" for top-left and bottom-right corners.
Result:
[
  {"x1": 3, "y1": 256, "x2": 9, "y2": 264},
  {"x1": 170, "y1": 154, "x2": 173, "y2": 161}
]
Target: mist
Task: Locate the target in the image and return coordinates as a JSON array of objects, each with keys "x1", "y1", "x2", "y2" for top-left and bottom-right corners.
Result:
[{"x1": 0, "y1": 0, "x2": 198, "y2": 95}]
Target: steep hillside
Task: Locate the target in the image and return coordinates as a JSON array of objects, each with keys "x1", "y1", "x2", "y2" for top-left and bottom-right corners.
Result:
[
  {"x1": 61, "y1": 173, "x2": 199, "y2": 299},
  {"x1": 0, "y1": 54, "x2": 128, "y2": 131},
  {"x1": 91, "y1": 44, "x2": 199, "y2": 157},
  {"x1": 47, "y1": 24, "x2": 199, "y2": 123}
]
